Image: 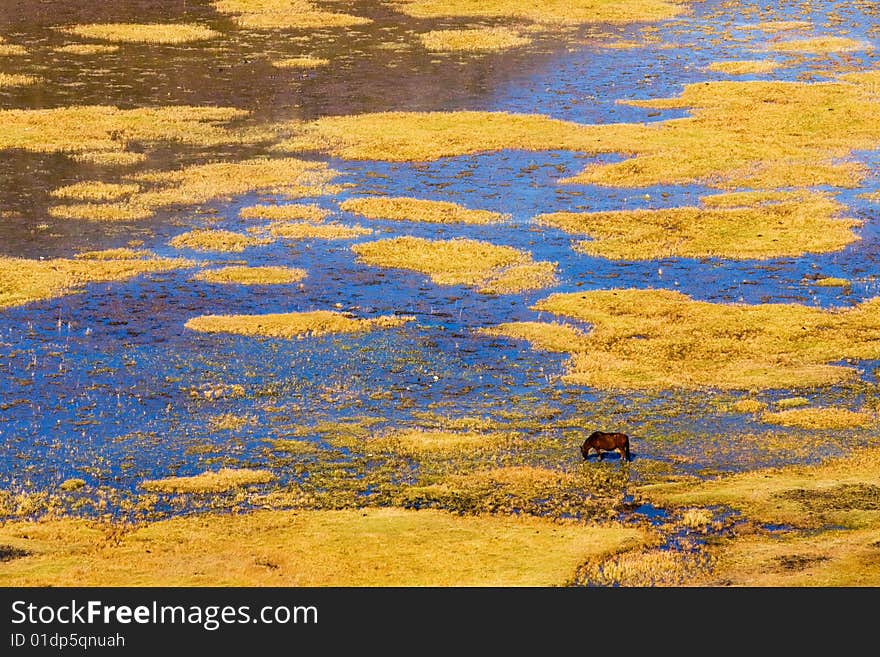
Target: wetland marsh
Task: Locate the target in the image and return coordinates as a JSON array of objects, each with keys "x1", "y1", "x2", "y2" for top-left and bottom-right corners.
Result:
[{"x1": 1, "y1": 0, "x2": 880, "y2": 587}]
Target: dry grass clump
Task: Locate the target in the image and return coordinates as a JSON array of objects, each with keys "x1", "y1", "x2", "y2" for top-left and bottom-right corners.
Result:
[
  {"x1": 74, "y1": 248, "x2": 151, "y2": 260},
  {"x1": 741, "y1": 20, "x2": 812, "y2": 32},
  {"x1": 535, "y1": 191, "x2": 860, "y2": 260},
  {"x1": 140, "y1": 468, "x2": 274, "y2": 493},
  {"x1": 367, "y1": 429, "x2": 512, "y2": 456},
  {"x1": 483, "y1": 288, "x2": 880, "y2": 389},
  {"x1": 212, "y1": 0, "x2": 371, "y2": 29},
  {"x1": 729, "y1": 399, "x2": 767, "y2": 414},
  {"x1": 53, "y1": 44, "x2": 120, "y2": 55},
  {"x1": 59, "y1": 479, "x2": 86, "y2": 492},
  {"x1": 0, "y1": 73, "x2": 40, "y2": 86},
  {"x1": 269, "y1": 222, "x2": 372, "y2": 240},
  {"x1": 577, "y1": 548, "x2": 708, "y2": 586},
  {"x1": 706, "y1": 60, "x2": 782, "y2": 75},
  {"x1": 352, "y1": 236, "x2": 556, "y2": 294},
  {"x1": 776, "y1": 397, "x2": 810, "y2": 410},
  {"x1": 48, "y1": 202, "x2": 153, "y2": 221},
  {"x1": 0, "y1": 39, "x2": 27, "y2": 56},
  {"x1": 419, "y1": 27, "x2": 531, "y2": 52},
  {"x1": 767, "y1": 37, "x2": 870, "y2": 54},
  {"x1": 59, "y1": 23, "x2": 221, "y2": 44},
  {"x1": 193, "y1": 265, "x2": 306, "y2": 285},
  {"x1": 0, "y1": 105, "x2": 247, "y2": 154},
  {"x1": 240, "y1": 203, "x2": 329, "y2": 221},
  {"x1": 393, "y1": 0, "x2": 686, "y2": 25},
  {"x1": 761, "y1": 407, "x2": 876, "y2": 430},
  {"x1": 815, "y1": 277, "x2": 850, "y2": 287},
  {"x1": 169, "y1": 229, "x2": 271, "y2": 252},
  {"x1": 208, "y1": 413, "x2": 254, "y2": 431},
  {"x1": 271, "y1": 56, "x2": 329, "y2": 68},
  {"x1": 50, "y1": 181, "x2": 140, "y2": 202},
  {"x1": 276, "y1": 110, "x2": 602, "y2": 161},
  {"x1": 185, "y1": 310, "x2": 412, "y2": 338},
  {"x1": 0, "y1": 508, "x2": 646, "y2": 586},
  {"x1": 0, "y1": 252, "x2": 190, "y2": 308},
  {"x1": 340, "y1": 196, "x2": 507, "y2": 225}
]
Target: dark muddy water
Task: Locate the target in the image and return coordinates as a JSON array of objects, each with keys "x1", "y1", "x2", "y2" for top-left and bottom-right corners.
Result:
[{"x1": 1, "y1": 0, "x2": 879, "y2": 511}]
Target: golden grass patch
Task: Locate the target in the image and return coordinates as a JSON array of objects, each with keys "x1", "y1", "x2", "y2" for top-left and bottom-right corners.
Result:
[
  {"x1": 270, "y1": 438, "x2": 321, "y2": 454},
  {"x1": 0, "y1": 73, "x2": 40, "y2": 86},
  {"x1": 60, "y1": 23, "x2": 221, "y2": 44},
  {"x1": 185, "y1": 310, "x2": 412, "y2": 338},
  {"x1": 706, "y1": 60, "x2": 782, "y2": 75},
  {"x1": 0, "y1": 42, "x2": 28, "y2": 56},
  {"x1": 761, "y1": 407, "x2": 876, "y2": 430},
  {"x1": 483, "y1": 288, "x2": 880, "y2": 389},
  {"x1": 53, "y1": 44, "x2": 120, "y2": 55},
  {"x1": 742, "y1": 20, "x2": 812, "y2": 32},
  {"x1": 767, "y1": 36, "x2": 870, "y2": 54},
  {"x1": 208, "y1": 413, "x2": 254, "y2": 431},
  {"x1": 279, "y1": 74, "x2": 880, "y2": 190},
  {"x1": 193, "y1": 265, "x2": 306, "y2": 285},
  {"x1": 212, "y1": 0, "x2": 371, "y2": 29},
  {"x1": 50, "y1": 181, "x2": 140, "y2": 202},
  {"x1": 0, "y1": 253, "x2": 190, "y2": 308},
  {"x1": 340, "y1": 196, "x2": 507, "y2": 225},
  {"x1": 393, "y1": 0, "x2": 686, "y2": 25},
  {"x1": 0, "y1": 105, "x2": 247, "y2": 154},
  {"x1": 368, "y1": 429, "x2": 512, "y2": 456},
  {"x1": 169, "y1": 229, "x2": 271, "y2": 252},
  {"x1": 239, "y1": 203, "x2": 330, "y2": 221},
  {"x1": 577, "y1": 548, "x2": 709, "y2": 586},
  {"x1": 48, "y1": 202, "x2": 153, "y2": 221},
  {"x1": 419, "y1": 27, "x2": 531, "y2": 52},
  {"x1": 140, "y1": 468, "x2": 274, "y2": 493},
  {"x1": 74, "y1": 248, "x2": 152, "y2": 260},
  {"x1": 729, "y1": 399, "x2": 767, "y2": 414},
  {"x1": 535, "y1": 191, "x2": 860, "y2": 260},
  {"x1": 271, "y1": 56, "x2": 329, "y2": 68},
  {"x1": 0, "y1": 508, "x2": 647, "y2": 586},
  {"x1": 269, "y1": 222, "x2": 372, "y2": 240},
  {"x1": 352, "y1": 236, "x2": 556, "y2": 294},
  {"x1": 815, "y1": 277, "x2": 850, "y2": 287}
]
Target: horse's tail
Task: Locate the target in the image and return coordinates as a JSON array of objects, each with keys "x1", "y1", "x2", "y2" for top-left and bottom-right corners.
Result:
[{"x1": 624, "y1": 436, "x2": 632, "y2": 461}]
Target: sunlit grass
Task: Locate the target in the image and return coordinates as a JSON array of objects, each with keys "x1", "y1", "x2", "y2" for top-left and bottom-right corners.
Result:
[
  {"x1": 50, "y1": 181, "x2": 140, "y2": 202},
  {"x1": 761, "y1": 406, "x2": 876, "y2": 430},
  {"x1": 140, "y1": 468, "x2": 274, "y2": 493},
  {"x1": 212, "y1": 0, "x2": 371, "y2": 29},
  {"x1": 340, "y1": 196, "x2": 508, "y2": 224},
  {"x1": 269, "y1": 222, "x2": 372, "y2": 240},
  {"x1": 185, "y1": 310, "x2": 413, "y2": 338},
  {"x1": 706, "y1": 60, "x2": 782, "y2": 75},
  {"x1": 53, "y1": 44, "x2": 120, "y2": 55},
  {"x1": 767, "y1": 36, "x2": 870, "y2": 54},
  {"x1": 271, "y1": 56, "x2": 329, "y2": 68},
  {"x1": 169, "y1": 229, "x2": 271, "y2": 252},
  {"x1": 419, "y1": 27, "x2": 531, "y2": 52},
  {"x1": 193, "y1": 265, "x2": 307, "y2": 285},
  {"x1": 0, "y1": 508, "x2": 648, "y2": 586},
  {"x1": 352, "y1": 236, "x2": 556, "y2": 294},
  {"x1": 60, "y1": 23, "x2": 221, "y2": 44},
  {"x1": 0, "y1": 73, "x2": 40, "y2": 86},
  {"x1": 239, "y1": 203, "x2": 329, "y2": 221}
]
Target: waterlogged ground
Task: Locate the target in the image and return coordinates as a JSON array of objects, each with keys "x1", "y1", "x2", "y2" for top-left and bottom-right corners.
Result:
[{"x1": 1, "y1": 0, "x2": 880, "y2": 586}]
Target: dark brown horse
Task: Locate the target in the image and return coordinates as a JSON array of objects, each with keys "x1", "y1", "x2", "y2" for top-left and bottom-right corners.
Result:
[{"x1": 581, "y1": 431, "x2": 631, "y2": 462}]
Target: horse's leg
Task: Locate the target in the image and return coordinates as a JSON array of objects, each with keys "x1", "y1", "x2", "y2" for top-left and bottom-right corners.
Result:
[{"x1": 598, "y1": 450, "x2": 604, "y2": 461}]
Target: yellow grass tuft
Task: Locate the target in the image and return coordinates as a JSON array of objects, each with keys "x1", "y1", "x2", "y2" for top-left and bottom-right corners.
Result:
[
  {"x1": 269, "y1": 222, "x2": 372, "y2": 240},
  {"x1": 140, "y1": 468, "x2": 275, "y2": 493},
  {"x1": 767, "y1": 36, "x2": 871, "y2": 54},
  {"x1": 419, "y1": 27, "x2": 531, "y2": 52},
  {"x1": 212, "y1": 0, "x2": 371, "y2": 29},
  {"x1": 742, "y1": 20, "x2": 812, "y2": 32},
  {"x1": 729, "y1": 399, "x2": 767, "y2": 414},
  {"x1": 0, "y1": 41, "x2": 28, "y2": 56},
  {"x1": 484, "y1": 288, "x2": 880, "y2": 389},
  {"x1": 48, "y1": 202, "x2": 153, "y2": 221},
  {"x1": 0, "y1": 73, "x2": 40, "y2": 86},
  {"x1": 169, "y1": 229, "x2": 271, "y2": 252},
  {"x1": 0, "y1": 508, "x2": 647, "y2": 586},
  {"x1": 208, "y1": 413, "x2": 254, "y2": 431},
  {"x1": 239, "y1": 203, "x2": 329, "y2": 221},
  {"x1": 193, "y1": 265, "x2": 306, "y2": 285},
  {"x1": 815, "y1": 277, "x2": 850, "y2": 287},
  {"x1": 50, "y1": 181, "x2": 140, "y2": 202},
  {"x1": 535, "y1": 191, "x2": 860, "y2": 260},
  {"x1": 271, "y1": 56, "x2": 329, "y2": 68},
  {"x1": 340, "y1": 196, "x2": 507, "y2": 225},
  {"x1": 0, "y1": 105, "x2": 248, "y2": 154},
  {"x1": 368, "y1": 429, "x2": 512, "y2": 456},
  {"x1": 352, "y1": 236, "x2": 556, "y2": 294},
  {"x1": 74, "y1": 248, "x2": 152, "y2": 260},
  {"x1": 185, "y1": 310, "x2": 413, "y2": 338},
  {"x1": 393, "y1": 0, "x2": 687, "y2": 25},
  {"x1": 761, "y1": 407, "x2": 876, "y2": 430},
  {"x1": 58, "y1": 479, "x2": 86, "y2": 492},
  {"x1": 53, "y1": 44, "x2": 120, "y2": 55},
  {"x1": 706, "y1": 60, "x2": 782, "y2": 75},
  {"x1": 60, "y1": 23, "x2": 221, "y2": 44},
  {"x1": 0, "y1": 253, "x2": 190, "y2": 308}
]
